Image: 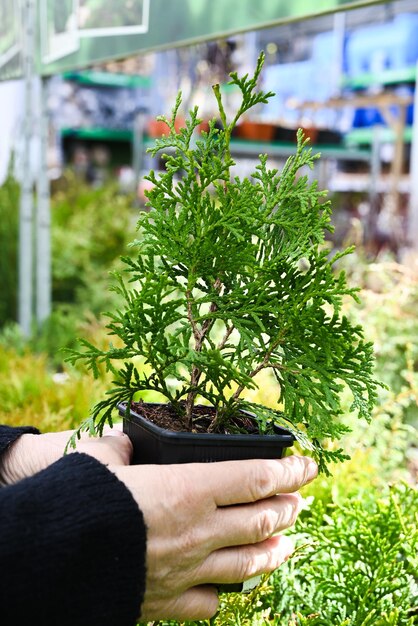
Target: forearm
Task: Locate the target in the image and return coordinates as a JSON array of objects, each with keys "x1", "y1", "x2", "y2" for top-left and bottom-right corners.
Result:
[
  {"x1": 0, "y1": 424, "x2": 133, "y2": 486},
  {"x1": 0, "y1": 453, "x2": 146, "y2": 626}
]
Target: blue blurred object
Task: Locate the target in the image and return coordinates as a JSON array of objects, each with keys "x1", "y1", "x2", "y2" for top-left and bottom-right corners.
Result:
[
  {"x1": 352, "y1": 85, "x2": 414, "y2": 128},
  {"x1": 346, "y1": 13, "x2": 418, "y2": 76},
  {"x1": 312, "y1": 29, "x2": 347, "y2": 73},
  {"x1": 262, "y1": 30, "x2": 342, "y2": 126}
]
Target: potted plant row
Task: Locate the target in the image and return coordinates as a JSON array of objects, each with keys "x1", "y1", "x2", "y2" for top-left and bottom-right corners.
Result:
[{"x1": 69, "y1": 52, "x2": 379, "y2": 477}]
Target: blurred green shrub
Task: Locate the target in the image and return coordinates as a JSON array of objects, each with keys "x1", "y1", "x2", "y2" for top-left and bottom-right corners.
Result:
[
  {"x1": 51, "y1": 172, "x2": 136, "y2": 314},
  {"x1": 346, "y1": 259, "x2": 418, "y2": 430},
  {"x1": 0, "y1": 319, "x2": 114, "y2": 432},
  {"x1": 0, "y1": 168, "x2": 19, "y2": 326},
  {"x1": 0, "y1": 170, "x2": 137, "y2": 361}
]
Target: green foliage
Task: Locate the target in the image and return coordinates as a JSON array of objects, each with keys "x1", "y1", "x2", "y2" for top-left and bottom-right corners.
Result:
[
  {"x1": 268, "y1": 482, "x2": 417, "y2": 626},
  {"x1": 69, "y1": 53, "x2": 379, "y2": 472},
  {"x1": 0, "y1": 341, "x2": 111, "y2": 433},
  {"x1": 345, "y1": 260, "x2": 418, "y2": 430},
  {"x1": 0, "y1": 166, "x2": 19, "y2": 326},
  {"x1": 0, "y1": 168, "x2": 136, "y2": 363},
  {"x1": 43, "y1": 176, "x2": 136, "y2": 362},
  {"x1": 51, "y1": 173, "x2": 135, "y2": 315}
]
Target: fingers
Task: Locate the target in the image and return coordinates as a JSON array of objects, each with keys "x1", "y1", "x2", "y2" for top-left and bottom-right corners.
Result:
[
  {"x1": 208, "y1": 492, "x2": 302, "y2": 550},
  {"x1": 201, "y1": 455, "x2": 317, "y2": 507},
  {"x1": 101, "y1": 429, "x2": 133, "y2": 464},
  {"x1": 102, "y1": 424, "x2": 124, "y2": 435},
  {"x1": 72, "y1": 431, "x2": 133, "y2": 466},
  {"x1": 196, "y1": 534, "x2": 294, "y2": 585},
  {"x1": 140, "y1": 534, "x2": 294, "y2": 621},
  {"x1": 140, "y1": 585, "x2": 219, "y2": 622},
  {"x1": 100, "y1": 433, "x2": 133, "y2": 464},
  {"x1": 70, "y1": 424, "x2": 124, "y2": 442}
]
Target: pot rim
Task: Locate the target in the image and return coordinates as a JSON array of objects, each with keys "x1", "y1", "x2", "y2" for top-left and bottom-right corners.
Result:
[{"x1": 118, "y1": 401, "x2": 295, "y2": 446}]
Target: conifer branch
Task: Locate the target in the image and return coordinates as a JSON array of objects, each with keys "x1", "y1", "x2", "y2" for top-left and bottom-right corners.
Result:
[
  {"x1": 217, "y1": 324, "x2": 234, "y2": 350},
  {"x1": 185, "y1": 278, "x2": 223, "y2": 425},
  {"x1": 232, "y1": 332, "x2": 286, "y2": 401}
]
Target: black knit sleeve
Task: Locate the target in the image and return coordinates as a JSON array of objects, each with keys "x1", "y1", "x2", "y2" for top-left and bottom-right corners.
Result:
[
  {"x1": 0, "y1": 452, "x2": 147, "y2": 626},
  {"x1": 0, "y1": 424, "x2": 40, "y2": 455}
]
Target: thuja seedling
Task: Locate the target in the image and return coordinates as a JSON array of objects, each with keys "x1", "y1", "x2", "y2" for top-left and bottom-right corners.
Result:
[{"x1": 69, "y1": 52, "x2": 380, "y2": 473}]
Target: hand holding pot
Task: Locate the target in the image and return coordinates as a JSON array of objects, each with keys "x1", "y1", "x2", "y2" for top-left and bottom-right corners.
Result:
[
  {"x1": 111, "y1": 454, "x2": 318, "y2": 621},
  {"x1": 0, "y1": 427, "x2": 132, "y2": 485}
]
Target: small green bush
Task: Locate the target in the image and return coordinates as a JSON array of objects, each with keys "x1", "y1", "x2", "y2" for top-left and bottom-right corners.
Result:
[
  {"x1": 69, "y1": 55, "x2": 379, "y2": 473},
  {"x1": 0, "y1": 167, "x2": 19, "y2": 326},
  {"x1": 0, "y1": 321, "x2": 113, "y2": 432},
  {"x1": 268, "y1": 482, "x2": 417, "y2": 626},
  {"x1": 0, "y1": 169, "x2": 137, "y2": 363},
  {"x1": 51, "y1": 172, "x2": 136, "y2": 315}
]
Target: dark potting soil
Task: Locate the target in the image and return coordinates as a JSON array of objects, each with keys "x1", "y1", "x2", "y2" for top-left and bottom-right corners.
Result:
[{"x1": 129, "y1": 401, "x2": 260, "y2": 435}]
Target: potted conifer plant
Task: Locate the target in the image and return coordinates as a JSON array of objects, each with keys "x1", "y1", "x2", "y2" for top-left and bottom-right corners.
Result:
[{"x1": 69, "y1": 53, "x2": 379, "y2": 475}]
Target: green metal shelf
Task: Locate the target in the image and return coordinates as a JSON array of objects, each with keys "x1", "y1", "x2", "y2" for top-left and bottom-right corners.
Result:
[
  {"x1": 144, "y1": 136, "x2": 371, "y2": 161},
  {"x1": 61, "y1": 130, "x2": 373, "y2": 158},
  {"x1": 62, "y1": 70, "x2": 151, "y2": 89},
  {"x1": 345, "y1": 126, "x2": 413, "y2": 146},
  {"x1": 61, "y1": 127, "x2": 133, "y2": 142},
  {"x1": 228, "y1": 139, "x2": 370, "y2": 161},
  {"x1": 342, "y1": 66, "x2": 416, "y2": 89}
]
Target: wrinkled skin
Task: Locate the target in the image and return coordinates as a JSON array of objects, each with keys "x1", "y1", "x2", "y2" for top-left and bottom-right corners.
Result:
[{"x1": 112, "y1": 455, "x2": 317, "y2": 620}]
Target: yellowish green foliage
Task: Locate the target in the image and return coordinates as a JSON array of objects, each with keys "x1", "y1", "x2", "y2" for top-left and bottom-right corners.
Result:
[{"x1": 0, "y1": 321, "x2": 114, "y2": 432}]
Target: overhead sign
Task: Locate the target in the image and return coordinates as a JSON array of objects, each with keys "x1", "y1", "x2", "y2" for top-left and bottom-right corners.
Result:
[
  {"x1": 38, "y1": 0, "x2": 385, "y2": 76},
  {"x1": 0, "y1": 0, "x2": 385, "y2": 80},
  {"x1": 39, "y1": 0, "x2": 150, "y2": 65}
]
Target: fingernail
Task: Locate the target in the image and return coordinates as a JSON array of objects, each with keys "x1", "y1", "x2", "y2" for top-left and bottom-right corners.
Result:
[
  {"x1": 306, "y1": 460, "x2": 318, "y2": 481},
  {"x1": 105, "y1": 429, "x2": 125, "y2": 437},
  {"x1": 280, "y1": 535, "x2": 295, "y2": 560}
]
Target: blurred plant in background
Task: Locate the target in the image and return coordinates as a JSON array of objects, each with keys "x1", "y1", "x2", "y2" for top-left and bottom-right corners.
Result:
[
  {"x1": 0, "y1": 165, "x2": 19, "y2": 325},
  {"x1": 0, "y1": 170, "x2": 136, "y2": 363},
  {"x1": 0, "y1": 316, "x2": 114, "y2": 431},
  {"x1": 50, "y1": 172, "x2": 136, "y2": 317},
  {"x1": 259, "y1": 482, "x2": 417, "y2": 626},
  {"x1": 347, "y1": 260, "x2": 418, "y2": 431}
]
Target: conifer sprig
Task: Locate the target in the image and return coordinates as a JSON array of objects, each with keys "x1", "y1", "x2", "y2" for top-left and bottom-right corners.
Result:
[{"x1": 68, "y1": 52, "x2": 380, "y2": 471}]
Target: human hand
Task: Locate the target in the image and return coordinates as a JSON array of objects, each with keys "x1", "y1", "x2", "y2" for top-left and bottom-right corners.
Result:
[
  {"x1": 111, "y1": 454, "x2": 317, "y2": 621},
  {"x1": 0, "y1": 426, "x2": 132, "y2": 486}
]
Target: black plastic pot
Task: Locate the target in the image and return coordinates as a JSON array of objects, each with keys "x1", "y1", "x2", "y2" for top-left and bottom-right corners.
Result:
[{"x1": 119, "y1": 402, "x2": 295, "y2": 465}]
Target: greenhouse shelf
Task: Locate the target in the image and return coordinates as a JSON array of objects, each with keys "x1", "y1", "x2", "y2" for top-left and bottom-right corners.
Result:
[
  {"x1": 228, "y1": 139, "x2": 371, "y2": 161},
  {"x1": 62, "y1": 70, "x2": 151, "y2": 89},
  {"x1": 143, "y1": 137, "x2": 372, "y2": 162},
  {"x1": 345, "y1": 126, "x2": 413, "y2": 146},
  {"x1": 342, "y1": 66, "x2": 417, "y2": 89},
  {"x1": 61, "y1": 127, "x2": 133, "y2": 142}
]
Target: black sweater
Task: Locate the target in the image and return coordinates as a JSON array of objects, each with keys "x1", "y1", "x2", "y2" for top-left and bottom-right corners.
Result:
[{"x1": 0, "y1": 426, "x2": 146, "y2": 626}]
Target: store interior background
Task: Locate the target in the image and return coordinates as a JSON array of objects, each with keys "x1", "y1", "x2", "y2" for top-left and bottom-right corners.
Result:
[{"x1": 3, "y1": 0, "x2": 418, "y2": 260}]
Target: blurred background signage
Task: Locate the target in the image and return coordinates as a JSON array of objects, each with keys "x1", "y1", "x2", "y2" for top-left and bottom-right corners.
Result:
[
  {"x1": 0, "y1": 0, "x2": 22, "y2": 80},
  {"x1": 0, "y1": 0, "x2": 383, "y2": 81}
]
